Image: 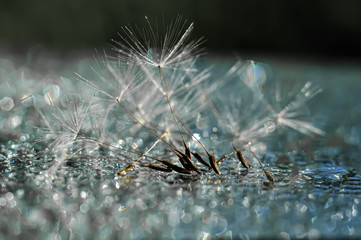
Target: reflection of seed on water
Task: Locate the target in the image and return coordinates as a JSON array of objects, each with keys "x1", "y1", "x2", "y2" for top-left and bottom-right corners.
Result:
[{"x1": 0, "y1": 97, "x2": 14, "y2": 111}]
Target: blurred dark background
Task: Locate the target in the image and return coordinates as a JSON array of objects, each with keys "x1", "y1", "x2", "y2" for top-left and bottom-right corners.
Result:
[{"x1": 1, "y1": 0, "x2": 361, "y2": 60}]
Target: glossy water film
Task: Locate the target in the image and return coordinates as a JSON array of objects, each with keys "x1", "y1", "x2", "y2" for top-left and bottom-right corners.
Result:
[{"x1": 0, "y1": 17, "x2": 360, "y2": 239}]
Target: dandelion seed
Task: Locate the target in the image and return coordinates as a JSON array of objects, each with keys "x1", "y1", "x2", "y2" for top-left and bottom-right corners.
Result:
[
  {"x1": 269, "y1": 81, "x2": 325, "y2": 136},
  {"x1": 207, "y1": 60, "x2": 271, "y2": 148},
  {"x1": 113, "y1": 16, "x2": 204, "y2": 69},
  {"x1": 37, "y1": 17, "x2": 326, "y2": 180},
  {"x1": 44, "y1": 80, "x2": 94, "y2": 152}
]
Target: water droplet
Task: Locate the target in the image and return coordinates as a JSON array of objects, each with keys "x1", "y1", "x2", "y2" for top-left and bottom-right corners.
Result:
[
  {"x1": 208, "y1": 200, "x2": 217, "y2": 208},
  {"x1": 20, "y1": 134, "x2": 30, "y2": 142},
  {"x1": 44, "y1": 85, "x2": 60, "y2": 106},
  {"x1": 21, "y1": 94, "x2": 35, "y2": 105},
  {"x1": 199, "y1": 232, "x2": 210, "y2": 240},
  {"x1": 80, "y1": 191, "x2": 88, "y2": 199},
  {"x1": 8, "y1": 115, "x2": 21, "y2": 128},
  {"x1": 118, "y1": 205, "x2": 126, "y2": 212},
  {"x1": 5, "y1": 192, "x2": 14, "y2": 200},
  {"x1": 243, "y1": 197, "x2": 250, "y2": 208},
  {"x1": 132, "y1": 138, "x2": 143, "y2": 150},
  {"x1": 308, "y1": 228, "x2": 321, "y2": 240},
  {"x1": 0, "y1": 97, "x2": 14, "y2": 111},
  {"x1": 53, "y1": 193, "x2": 60, "y2": 201},
  {"x1": 348, "y1": 225, "x2": 355, "y2": 236},
  {"x1": 181, "y1": 213, "x2": 192, "y2": 224},
  {"x1": 331, "y1": 212, "x2": 343, "y2": 220},
  {"x1": 280, "y1": 232, "x2": 290, "y2": 240},
  {"x1": 131, "y1": 142, "x2": 138, "y2": 149},
  {"x1": 80, "y1": 203, "x2": 89, "y2": 213}
]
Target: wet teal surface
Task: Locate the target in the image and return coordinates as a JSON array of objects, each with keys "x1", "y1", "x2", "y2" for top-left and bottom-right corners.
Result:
[{"x1": 1, "y1": 56, "x2": 361, "y2": 239}]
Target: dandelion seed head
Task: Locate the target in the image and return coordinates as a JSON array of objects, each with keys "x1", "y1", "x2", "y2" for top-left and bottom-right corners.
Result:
[
  {"x1": 31, "y1": 17, "x2": 327, "y2": 180},
  {"x1": 43, "y1": 81, "x2": 95, "y2": 152},
  {"x1": 113, "y1": 16, "x2": 204, "y2": 69},
  {"x1": 269, "y1": 81, "x2": 324, "y2": 136}
]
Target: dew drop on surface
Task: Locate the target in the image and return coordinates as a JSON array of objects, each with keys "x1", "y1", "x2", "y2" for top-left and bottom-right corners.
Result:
[
  {"x1": 116, "y1": 139, "x2": 125, "y2": 148},
  {"x1": 308, "y1": 228, "x2": 321, "y2": 240},
  {"x1": 199, "y1": 232, "x2": 210, "y2": 240},
  {"x1": 118, "y1": 205, "x2": 126, "y2": 212},
  {"x1": 20, "y1": 134, "x2": 29, "y2": 142},
  {"x1": 215, "y1": 218, "x2": 228, "y2": 237},
  {"x1": 80, "y1": 191, "x2": 88, "y2": 199},
  {"x1": 208, "y1": 200, "x2": 217, "y2": 209},
  {"x1": 113, "y1": 179, "x2": 121, "y2": 189},
  {"x1": 80, "y1": 203, "x2": 89, "y2": 213},
  {"x1": 243, "y1": 197, "x2": 250, "y2": 208},
  {"x1": 53, "y1": 193, "x2": 60, "y2": 201},
  {"x1": 44, "y1": 85, "x2": 60, "y2": 106},
  {"x1": 348, "y1": 225, "x2": 355, "y2": 236},
  {"x1": 0, "y1": 97, "x2": 14, "y2": 111},
  {"x1": 8, "y1": 199, "x2": 16, "y2": 208},
  {"x1": 253, "y1": 63, "x2": 267, "y2": 85},
  {"x1": 131, "y1": 142, "x2": 138, "y2": 150},
  {"x1": 280, "y1": 231, "x2": 290, "y2": 240},
  {"x1": 331, "y1": 212, "x2": 343, "y2": 220},
  {"x1": 181, "y1": 213, "x2": 193, "y2": 224},
  {"x1": 21, "y1": 94, "x2": 35, "y2": 105},
  {"x1": 352, "y1": 205, "x2": 358, "y2": 217},
  {"x1": 5, "y1": 192, "x2": 14, "y2": 201},
  {"x1": 0, "y1": 198, "x2": 6, "y2": 206},
  {"x1": 197, "y1": 207, "x2": 205, "y2": 214},
  {"x1": 202, "y1": 131, "x2": 209, "y2": 138}
]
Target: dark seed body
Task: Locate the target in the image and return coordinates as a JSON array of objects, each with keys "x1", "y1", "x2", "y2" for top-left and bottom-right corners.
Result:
[
  {"x1": 182, "y1": 155, "x2": 202, "y2": 174},
  {"x1": 117, "y1": 164, "x2": 135, "y2": 175},
  {"x1": 175, "y1": 149, "x2": 201, "y2": 174},
  {"x1": 208, "y1": 154, "x2": 220, "y2": 175},
  {"x1": 158, "y1": 160, "x2": 193, "y2": 174},
  {"x1": 146, "y1": 163, "x2": 172, "y2": 172},
  {"x1": 236, "y1": 150, "x2": 250, "y2": 169},
  {"x1": 265, "y1": 170, "x2": 274, "y2": 182},
  {"x1": 192, "y1": 152, "x2": 211, "y2": 168}
]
